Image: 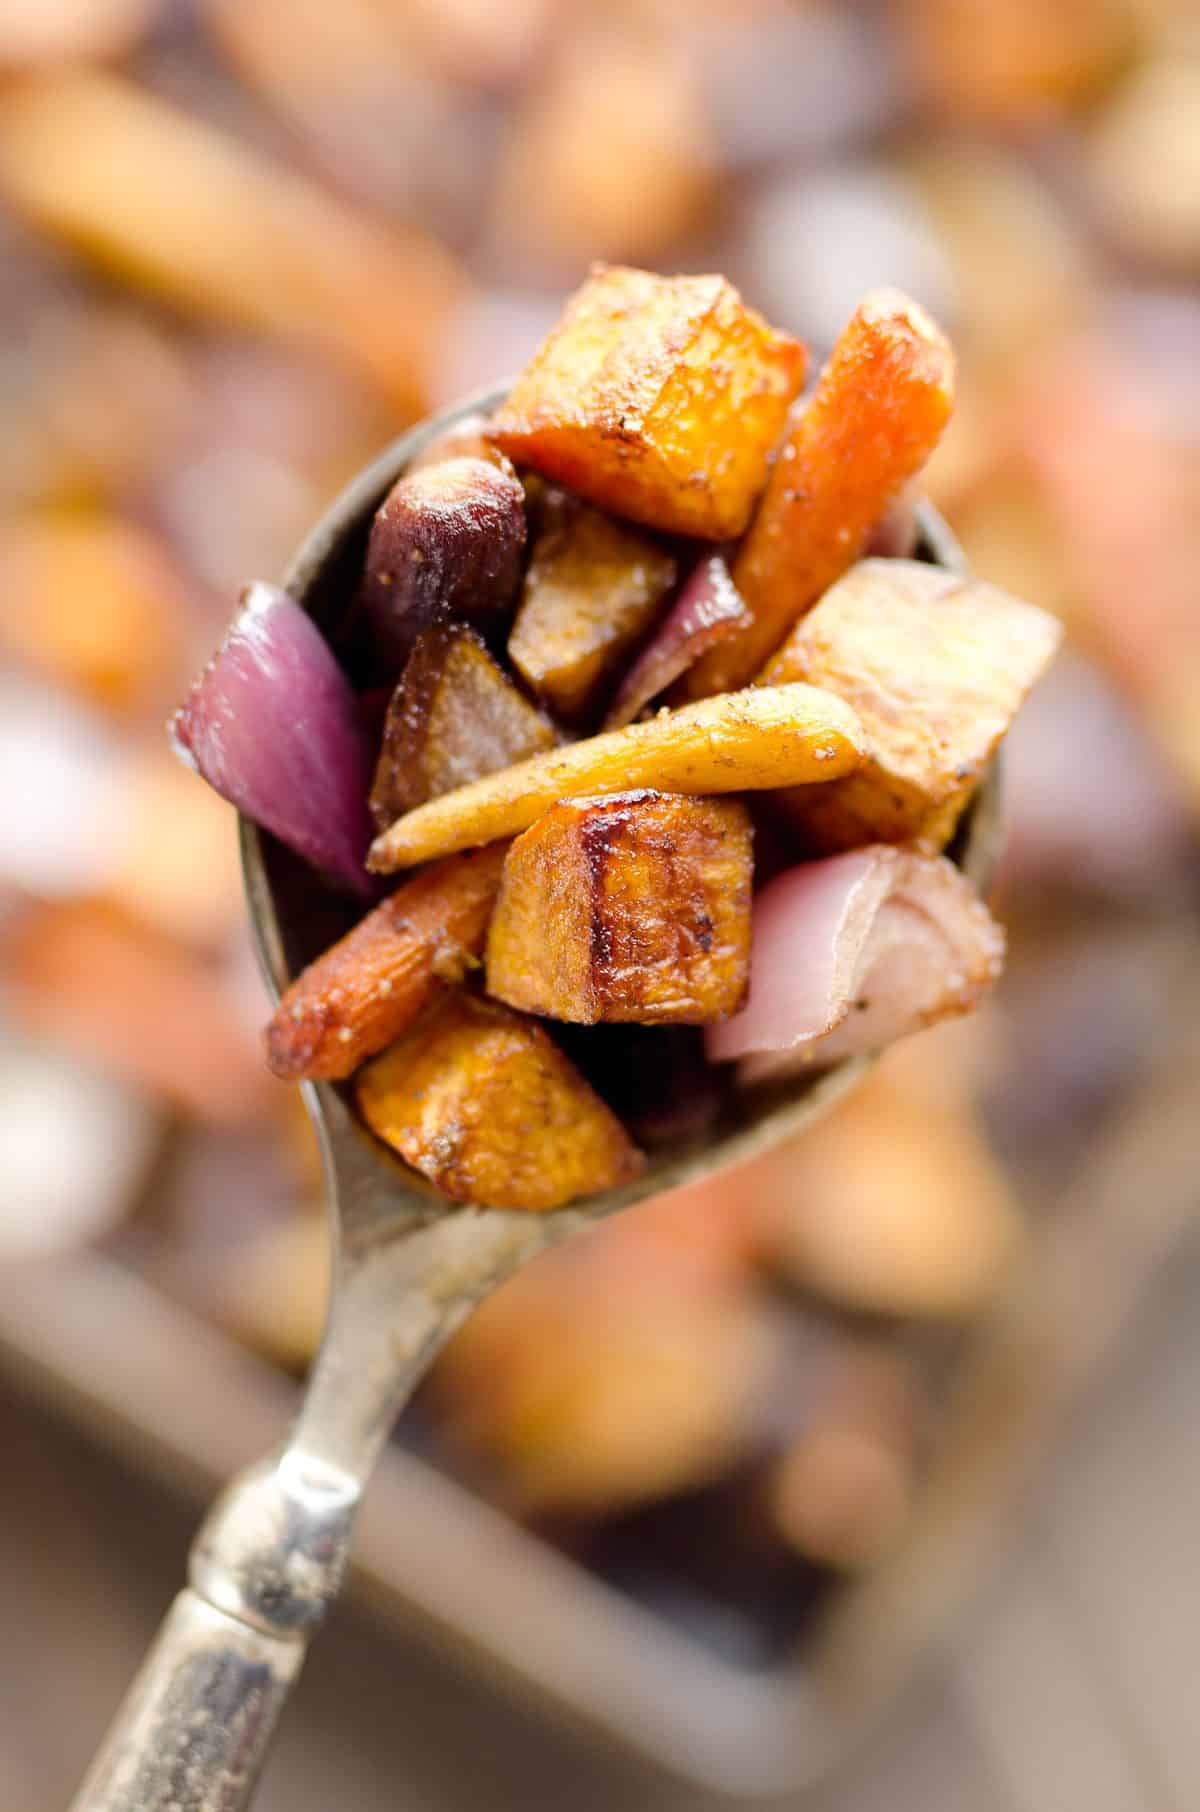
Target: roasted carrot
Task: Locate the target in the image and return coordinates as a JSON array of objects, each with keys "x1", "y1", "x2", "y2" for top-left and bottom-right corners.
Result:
[
  {"x1": 682, "y1": 290, "x2": 956, "y2": 696},
  {"x1": 264, "y1": 843, "x2": 507, "y2": 1081}
]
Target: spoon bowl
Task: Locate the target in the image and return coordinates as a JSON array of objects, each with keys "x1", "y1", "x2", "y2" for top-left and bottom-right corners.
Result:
[{"x1": 71, "y1": 386, "x2": 1001, "y2": 1812}]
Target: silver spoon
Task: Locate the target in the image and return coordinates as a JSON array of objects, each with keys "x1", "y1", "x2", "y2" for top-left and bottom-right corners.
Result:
[{"x1": 71, "y1": 387, "x2": 1001, "y2": 1812}]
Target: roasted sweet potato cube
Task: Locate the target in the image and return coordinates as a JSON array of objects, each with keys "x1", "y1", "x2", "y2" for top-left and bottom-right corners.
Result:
[
  {"x1": 683, "y1": 290, "x2": 956, "y2": 696},
  {"x1": 508, "y1": 491, "x2": 677, "y2": 721},
  {"x1": 370, "y1": 626, "x2": 555, "y2": 829},
  {"x1": 763, "y1": 559, "x2": 1063, "y2": 850},
  {"x1": 265, "y1": 843, "x2": 507, "y2": 1081},
  {"x1": 486, "y1": 791, "x2": 753, "y2": 1025},
  {"x1": 359, "y1": 456, "x2": 525, "y2": 673},
  {"x1": 488, "y1": 265, "x2": 806, "y2": 540},
  {"x1": 355, "y1": 993, "x2": 642, "y2": 1210}
]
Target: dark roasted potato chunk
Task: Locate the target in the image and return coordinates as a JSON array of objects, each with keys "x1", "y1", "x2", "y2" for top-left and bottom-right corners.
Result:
[
  {"x1": 508, "y1": 491, "x2": 677, "y2": 722},
  {"x1": 486, "y1": 790, "x2": 753, "y2": 1025},
  {"x1": 359, "y1": 456, "x2": 525, "y2": 672},
  {"x1": 264, "y1": 843, "x2": 507, "y2": 1081},
  {"x1": 355, "y1": 993, "x2": 642, "y2": 1210},
  {"x1": 489, "y1": 265, "x2": 806, "y2": 540},
  {"x1": 763, "y1": 559, "x2": 1063, "y2": 850},
  {"x1": 369, "y1": 625, "x2": 555, "y2": 829}
]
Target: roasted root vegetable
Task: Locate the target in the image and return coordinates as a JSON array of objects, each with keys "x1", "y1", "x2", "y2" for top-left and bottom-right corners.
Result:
[
  {"x1": 488, "y1": 265, "x2": 806, "y2": 540},
  {"x1": 0, "y1": 68, "x2": 463, "y2": 415},
  {"x1": 360, "y1": 456, "x2": 526, "y2": 673},
  {"x1": 486, "y1": 791, "x2": 752, "y2": 1024},
  {"x1": 508, "y1": 490, "x2": 677, "y2": 721},
  {"x1": 265, "y1": 843, "x2": 507, "y2": 1081},
  {"x1": 368, "y1": 682, "x2": 865, "y2": 870},
  {"x1": 168, "y1": 260, "x2": 1056, "y2": 1219},
  {"x1": 683, "y1": 290, "x2": 956, "y2": 697},
  {"x1": 355, "y1": 993, "x2": 642, "y2": 1210},
  {"x1": 369, "y1": 626, "x2": 555, "y2": 828},
  {"x1": 762, "y1": 559, "x2": 1063, "y2": 851}
]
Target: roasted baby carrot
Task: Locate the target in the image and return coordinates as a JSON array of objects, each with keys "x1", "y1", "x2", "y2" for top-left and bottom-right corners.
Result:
[
  {"x1": 265, "y1": 842, "x2": 507, "y2": 1080},
  {"x1": 682, "y1": 290, "x2": 956, "y2": 696}
]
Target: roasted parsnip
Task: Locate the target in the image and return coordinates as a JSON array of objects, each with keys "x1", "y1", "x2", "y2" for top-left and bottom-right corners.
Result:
[
  {"x1": 508, "y1": 491, "x2": 677, "y2": 722},
  {"x1": 369, "y1": 683, "x2": 865, "y2": 870}
]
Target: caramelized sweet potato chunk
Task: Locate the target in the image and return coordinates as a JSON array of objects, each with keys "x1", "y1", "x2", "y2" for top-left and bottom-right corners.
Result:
[
  {"x1": 683, "y1": 290, "x2": 956, "y2": 696},
  {"x1": 488, "y1": 265, "x2": 806, "y2": 540},
  {"x1": 368, "y1": 682, "x2": 865, "y2": 870},
  {"x1": 369, "y1": 626, "x2": 555, "y2": 829},
  {"x1": 763, "y1": 559, "x2": 1063, "y2": 850},
  {"x1": 359, "y1": 456, "x2": 525, "y2": 673},
  {"x1": 264, "y1": 843, "x2": 507, "y2": 1081},
  {"x1": 508, "y1": 490, "x2": 677, "y2": 722},
  {"x1": 486, "y1": 791, "x2": 752, "y2": 1025},
  {"x1": 355, "y1": 993, "x2": 642, "y2": 1210}
]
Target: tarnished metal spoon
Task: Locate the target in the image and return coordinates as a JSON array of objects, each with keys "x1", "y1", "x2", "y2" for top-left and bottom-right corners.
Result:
[{"x1": 71, "y1": 387, "x2": 1001, "y2": 1812}]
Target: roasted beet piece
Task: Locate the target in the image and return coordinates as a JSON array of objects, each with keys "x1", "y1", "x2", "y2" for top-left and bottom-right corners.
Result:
[{"x1": 359, "y1": 456, "x2": 526, "y2": 673}]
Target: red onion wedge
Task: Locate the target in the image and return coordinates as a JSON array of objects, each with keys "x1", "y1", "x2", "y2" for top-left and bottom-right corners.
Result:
[
  {"x1": 707, "y1": 847, "x2": 1004, "y2": 1083},
  {"x1": 604, "y1": 553, "x2": 748, "y2": 729},
  {"x1": 170, "y1": 581, "x2": 376, "y2": 896}
]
